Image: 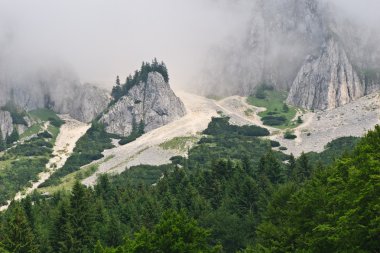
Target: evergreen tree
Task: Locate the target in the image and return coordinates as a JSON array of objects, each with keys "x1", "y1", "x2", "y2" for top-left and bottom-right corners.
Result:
[
  {"x1": 287, "y1": 153, "x2": 296, "y2": 180},
  {"x1": 111, "y1": 76, "x2": 123, "y2": 101},
  {"x1": 6, "y1": 127, "x2": 19, "y2": 145},
  {"x1": 50, "y1": 201, "x2": 74, "y2": 253},
  {"x1": 116, "y1": 75, "x2": 120, "y2": 86},
  {"x1": 138, "y1": 120, "x2": 145, "y2": 135},
  {"x1": 282, "y1": 103, "x2": 289, "y2": 113},
  {"x1": 295, "y1": 152, "x2": 312, "y2": 181},
  {"x1": 70, "y1": 181, "x2": 96, "y2": 253},
  {"x1": 258, "y1": 151, "x2": 283, "y2": 184},
  {"x1": 3, "y1": 203, "x2": 37, "y2": 253}
]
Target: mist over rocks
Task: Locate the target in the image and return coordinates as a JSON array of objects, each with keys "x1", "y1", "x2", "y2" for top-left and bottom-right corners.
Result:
[
  {"x1": 100, "y1": 72, "x2": 186, "y2": 136},
  {"x1": 287, "y1": 37, "x2": 364, "y2": 110},
  {"x1": 0, "y1": 110, "x2": 13, "y2": 139},
  {"x1": 200, "y1": 0, "x2": 380, "y2": 110},
  {"x1": 0, "y1": 66, "x2": 110, "y2": 123}
]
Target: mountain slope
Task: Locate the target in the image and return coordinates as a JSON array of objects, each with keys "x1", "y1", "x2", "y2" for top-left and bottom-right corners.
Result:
[{"x1": 200, "y1": 0, "x2": 380, "y2": 110}]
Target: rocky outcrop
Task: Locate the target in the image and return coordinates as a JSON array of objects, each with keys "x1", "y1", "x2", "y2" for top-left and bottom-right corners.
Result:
[
  {"x1": 287, "y1": 38, "x2": 364, "y2": 110},
  {"x1": 0, "y1": 65, "x2": 110, "y2": 123},
  {"x1": 201, "y1": 0, "x2": 380, "y2": 110},
  {"x1": 200, "y1": 0, "x2": 327, "y2": 96},
  {"x1": 51, "y1": 84, "x2": 111, "y2": 123},
  {"x1": 100, "y1": 72, "x2": 186, "y2": 136},
  {"x1": 0, "y1": 110, "x2": 13, "y2": 139}
]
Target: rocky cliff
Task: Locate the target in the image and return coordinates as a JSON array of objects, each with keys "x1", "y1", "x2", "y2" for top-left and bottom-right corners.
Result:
[
  {"x1": 0, "y1": 110, "x2": 13, "y2": 139},
  {"x1": 0, "y1": 65, "x2": 110, "y2": 123},
  {"x1": 50, "y1": 84, "x2": 111, "y2": 123},
  {"x1": 201, "y1": 0, "x2": 380, "y2": 110},
  {"x1": 287, "y1": 38, "x2": 365, "y2": 110},
  {"x1": 100, "y1": 72, "x2": 186, "y2": 136}
]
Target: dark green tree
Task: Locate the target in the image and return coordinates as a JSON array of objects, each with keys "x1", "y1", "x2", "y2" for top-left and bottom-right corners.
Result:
[
  {"x1": 70, "y1": 181, "x2": 96, "y2": 253},
  {"x1": 295, "y1": 152, "x2": 312, "y2": 182},
  {"x1": 6, "y1": 127, "x2": 19, "y2": 145},
  {"x1": 282, "y1": 103, "x2": 289, "y2": 113},
  {"x1": 3, "y1": 203, "x2": 37, "y2": 253},
  {"x1": 50, "y1": 201, "x2": 74, "y2": 253},
  {"x1": 120, "y1": 210, "x2": 221, "y2": 253}
]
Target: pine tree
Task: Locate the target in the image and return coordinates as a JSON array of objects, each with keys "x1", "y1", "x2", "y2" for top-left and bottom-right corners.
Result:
[
  {"x1": 70, "y1": 181, "x2": 96, "y2": 253},
  {"x1": 138, "y1": 120, "x2": 145, "y2": 135},
  {"x1": 296, "y1": 152, "x2": 312, "y2": 181},
  {"x1": 3, "y1": 203, "x2": 37, "y2": 253},
  {"x1": 50, "y1": 201, "x2": 74, "y2": 253},
  {"x1": 6, "y1": 127, "x2": 19, "y2": 145},
  {"x1": 111, "y1": 76, "x2": 123, "y2": 101},
  {"x1": 287, "y1": 153, "x2": 296, "y2": 180}
]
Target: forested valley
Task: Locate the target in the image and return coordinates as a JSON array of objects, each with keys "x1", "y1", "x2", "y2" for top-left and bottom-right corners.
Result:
[{"x1": 0, "y1": 117, "x2": 378, "y2": 253}]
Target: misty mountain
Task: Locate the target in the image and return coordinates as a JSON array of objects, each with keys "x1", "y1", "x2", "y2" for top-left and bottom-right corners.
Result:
[
  {"x1": 0, "y1": 66, "x2": 110, "y2": 122},
  {"x1": 200, "y1": 0, "x2": 380, "y2": 110}
]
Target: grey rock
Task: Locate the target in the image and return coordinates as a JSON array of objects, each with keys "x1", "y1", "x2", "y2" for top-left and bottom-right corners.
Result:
[
  {"x1": 201, "y1": 0, "x2": 380, "y2": 109},
  {"x1": 0, "y1": 110, "x2": 13, "y2": 139},
  {"x1": 0, "y1": 66, "x2": 110, "y2": 123},
  {"x1": 287, "y1": 38, "x2": 364, "y2": 110},
  {"x1": 51, "y1": 84, "x2": 111, "y2": 123},
  {"x1": 100, "y1": 72, "x2": 186, "y2": 136}
]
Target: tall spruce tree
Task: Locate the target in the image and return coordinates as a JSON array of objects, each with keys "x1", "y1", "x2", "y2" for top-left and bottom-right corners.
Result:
[
  {"x1": 70, "y1": 181, "x2": 96, "y2": 253},
  {"x1": 3, "y1": 203, "x2": 37, "y2": 253},
  {"x1": 50, "y1": 201, "x2": 74, "y2": 253}
]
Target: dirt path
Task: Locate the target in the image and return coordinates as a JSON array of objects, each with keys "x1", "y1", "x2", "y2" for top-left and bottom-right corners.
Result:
[{"x1": 0, "y1": 115, "x2": 90, "y2": 211}]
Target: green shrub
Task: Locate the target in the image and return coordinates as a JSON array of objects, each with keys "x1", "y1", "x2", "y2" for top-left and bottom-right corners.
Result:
[
  {"x1": 48, "y1": 117, "x2": 64, "y2": 128},
  {"x1": 284, "y1": 131, "x2": 297, "y2": 140},
  {"x1": 37, "y1": 131, "x2": 53, "y2": 139},
  {"x1": 204, "y1": 117, "x2": 269, "y2": 137},
  {"x1": 261, "y1": 115, "x2": 287, "y2": 126},
  {"x1": 270, "y1": 140, "x2": 281, "y2": 147}
]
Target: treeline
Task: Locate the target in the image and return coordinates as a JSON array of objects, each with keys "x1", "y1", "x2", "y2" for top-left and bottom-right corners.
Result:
[
  {"x1": 111, "y1": 58, "x2": 169, "y2": 101},
  {"x1": 0, "y1": 121, "x2": 379, "y2": 252}
]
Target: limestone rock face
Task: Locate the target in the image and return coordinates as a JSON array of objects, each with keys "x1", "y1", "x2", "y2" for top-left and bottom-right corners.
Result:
[
  {"x1": 51, "y1": 84, "x2": 111, "y2": 123},
  {"x1": 0, "y1": 66, "x2": 110, "y2": 123},
  {"x1": 100, "y1": 72, "x2": 186, "y2": 136},
  {"x1": 0, "y1": 110, "x2": 13, "y2": 139},
  {"x1": 287, "y1": 38, "x2": 364, "y2": 110}
]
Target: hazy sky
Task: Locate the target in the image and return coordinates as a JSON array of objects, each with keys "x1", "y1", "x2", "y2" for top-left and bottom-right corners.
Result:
[
  {"x1": 0, "y1": 0, "x2": 379, "y2": 90},
  {"x1": 0, "y1": 0, "x2": 253, "y2": 89}
]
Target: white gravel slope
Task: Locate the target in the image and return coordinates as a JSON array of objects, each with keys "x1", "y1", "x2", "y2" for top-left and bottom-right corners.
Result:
[{"x1": 0, "y1": 115, "x2": 90, "y2": 211}]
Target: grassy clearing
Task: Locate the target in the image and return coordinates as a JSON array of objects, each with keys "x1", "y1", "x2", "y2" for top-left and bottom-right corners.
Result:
[
  {"x1": 39, "y1": 164, "x2": 99, "y2": 194},
  {"x1": 159, "y1": 136, "x2": 200, "y2": 152},
  {"x1": 29, "y1": 108, "x2": 61, "y2": 122},
  {"x1": 247, "y1": 89, "x2": 300, "y2": 129},
  {"x1": 20, "y1": 123, "x2": 43, "y2": 139},
  {"x1": 39, "y1": 155, "x2": 115, "y2": 194},
  {"x1": 115, "y1": 164, "x2": 174, "y2": 186}
]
